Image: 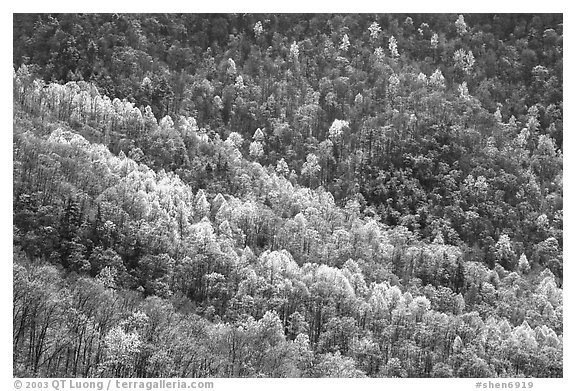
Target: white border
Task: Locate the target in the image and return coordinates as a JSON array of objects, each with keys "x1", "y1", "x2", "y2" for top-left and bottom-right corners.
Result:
[{"x1": 4, "y1": 4, "x2": 572, "y2": 389}]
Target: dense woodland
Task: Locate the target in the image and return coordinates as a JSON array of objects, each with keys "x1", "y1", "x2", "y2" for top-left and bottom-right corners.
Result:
[{"x1": 13, "y1": 13, "x2": 562, "y2": 378}]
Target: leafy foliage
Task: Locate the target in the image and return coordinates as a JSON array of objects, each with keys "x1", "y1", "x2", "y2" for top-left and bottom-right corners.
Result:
[{"x1": 13, "y1": 13, "x2": 562, "y2": 378}]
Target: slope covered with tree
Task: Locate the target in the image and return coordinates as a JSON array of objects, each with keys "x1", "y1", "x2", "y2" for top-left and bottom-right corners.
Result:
[{"x1": 13, "y1": 13, "x2": 562, "y2": 378}]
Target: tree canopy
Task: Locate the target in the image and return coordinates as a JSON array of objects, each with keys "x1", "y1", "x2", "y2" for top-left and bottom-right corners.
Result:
[{"x1": 13, "y1": 13, "x2": 562, "y2": 378}]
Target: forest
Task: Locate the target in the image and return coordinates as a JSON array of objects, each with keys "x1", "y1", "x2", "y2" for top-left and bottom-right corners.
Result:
[{"x1": 12, "y1": 13, "x2": 562, "y2": 378}]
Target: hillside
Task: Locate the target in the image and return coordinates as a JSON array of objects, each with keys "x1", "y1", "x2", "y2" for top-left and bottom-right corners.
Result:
[{"x1": 12, "y1": 13, "x2": 562, "y2": 378}]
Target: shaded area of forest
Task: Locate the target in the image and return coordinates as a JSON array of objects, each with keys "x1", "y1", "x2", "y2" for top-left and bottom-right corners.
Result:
[{"x1": 13, "y1": 13, "x2": 562, "y2": 378}]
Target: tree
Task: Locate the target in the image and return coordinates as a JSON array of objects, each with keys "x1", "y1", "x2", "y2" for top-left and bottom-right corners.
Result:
[
  {"x1": 301, "y1": 153, "x2": 321, "y2": 188},
  {"x1": 495, "y1": 234, "x2": 516, "y2": 270},
  {"x1": 100, "y1": 325, "x2": 142, "y2": 377},
  {"x1": 518, "y1": 253, "x2": 530, "y2": 274},
  {"x1": 314, "y1": 351, "x2": 365, "y2": 378},
  {"x1": 455, "y1": 15, "x2": 468, "y2": 36},
  {"x1": 194, "y1": 189, "x2": 211, "y2": 220}
]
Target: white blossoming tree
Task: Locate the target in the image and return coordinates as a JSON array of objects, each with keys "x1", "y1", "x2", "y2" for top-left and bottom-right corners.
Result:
[
  {"x1": 290, "y1": 41, "x2": 299, "y2": 62},
  {"x1": 227, "y1": 58, "x2": 237, "y2": 76},
  {"x1": 431, "y1": 33, "x2": 439, "y2": 49},
  {"x1": 253, "y1": 21, "x2": 263, "y2": 38},
  {"x1": 374, "y1": 47, "x2": 385, "y2": 64},
  {"x1": 368, "y1": 21, "x2": 381, "y2": 40},
  {"x1": 276, "y1": 158, "x2": 289, "y2": 177},
  {"x1": 453, "y1": 49, "x2": 475, "y2": 75},
  {"x1": 429, "y1": 69, "x2": 446, "y2": 89},
  {"x1": 100, "y1": 325, "x2": 142, "y2": 377},
  {"x1": 328, "y1": 119, "x2": 349, "y2": 141},
  {"x1": 455, "y1": 14, "x2": 468, "y2": 36},
  {"x1": 249, "y1": 140, "x2": 264, "y2": 159},
  {"x1": 458, "y1": 82, "x2": 470, "y2": 100},
  {"x1": 340, "y1": 34, "x2": 350, "y2": 52},
  {"x1": 388, "y1": 36, "x2": 399, "y2": 58}
]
